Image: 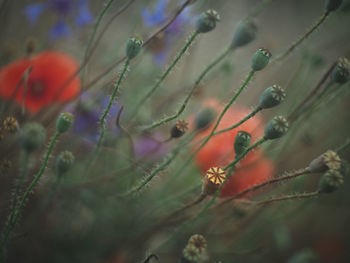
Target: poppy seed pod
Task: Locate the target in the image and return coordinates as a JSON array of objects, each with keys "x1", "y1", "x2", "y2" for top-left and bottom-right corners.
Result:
[
  {"x1": 56, "y1": 151, "x2": 75, "y2": 176},
  {"x1": 195, "y1": 9, "x2": 220, "y2": 33},
  {"x1": 19, "y1": 122, "x2": 46, "y2": 153},
  {"x1": 231, "y1": 19, "x2": 257, "y2": 49},
  {"x1": 188, "y1": 234, "x2": 207, "y2": 253},
  {"x1": 331, "y1": 57, "x2": 350, "y2": 84},
  {"x1": 308, "y1": 150, "x2": 342, "y2": 173},
  {"x1": 170, "y1": 119, "x2": 189, "y2": 138},
  {"x1": 182, "y1": 244, "x2": 200, "y2": 263},
  {"x1": 264, "y1": 116, "x2": 288, "y2": 140},
  {"x1": 251, "y1": 48, "x2": 271, "y2": 71},
  {"x1": 318, "y1": 169, "x2": 344, "y2": 193},
  {"x1": 234, "y1": 131, "x2": 251, "y2": 156},
  {"x1": 3, "y1": 116, "x2": 19, "y2": 134},
  {"x1": 202, "y1": 167, "x2": 226, "y2": 195},
  {"x1": 194, "y1": 107, "x2": 216, "y2": 131},
  {"x1": 324, "y1": 0, "x2": 343, "y2": 13},
  {"x1": 259, "y1": 85, "x2": 286, "y2": 109},
  {"x1": 126, "y1": 36, "x2": 143, "y2": 59},
  {"x1": 56, "y1": 112, "x2": 74, "y2": 134}
]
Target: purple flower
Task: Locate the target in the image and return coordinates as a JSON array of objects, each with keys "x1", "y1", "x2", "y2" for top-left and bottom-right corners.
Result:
[
  {"x1": 23, "y1": 0, "x2": 93, "y2": 39},
  {"x1": 142, "y1": 0, "x2": 192, "y2": 66},
  {"x1": 134, "y1": 133, "x2": 169, "y2": 160}
]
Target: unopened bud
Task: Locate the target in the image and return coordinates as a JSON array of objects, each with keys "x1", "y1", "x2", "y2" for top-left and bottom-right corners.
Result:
[
  {"x1": 194, "y1": 107, "x2": 216, "y2": 131},
  {"x1": 56, "y1": 112, "x2": 74, "y2": 134},
  {"x1": 251, "y1": 48, "x2": 271, "y2": 71},
  {"x1": 56, "y1": 151, "x2": 75, "y2": 176},
  {"x1": 195, "y1": 9, "x2": 220, "y2": 33},
  {"x1": 126, "y1": 36, "x2": 143, "y2": 59},
  {"x1": 231, "y1": 19, "x2": 257, "y2": 49}
]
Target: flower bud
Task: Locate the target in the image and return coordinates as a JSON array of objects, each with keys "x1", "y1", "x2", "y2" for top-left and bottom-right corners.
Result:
[
  {"x1": 126, "y1": 36, "x2": 143, "y2": 59},
  {"x1": 170, "y1": 119, "x2": 189, "y2": 138},
  {"x1": 182, "y1": 244, "x2": 200, "y2": 263},
  {"x1": 324, "y1": 0, "x2": 343, "y2": 13},
  {"x1": 231, "y1": 20, "x2": 257, "y2": 49},
  {"x1": 318, "y1": 169, "x2": 344, "y2": 193},
  {"x1": 56, "y1": 112, "x2": 74, "y2": 134},
  {"x1": 202, "y1": 167, "x2": 226, "y2": 195},
  {"x1": 56, "y1": 151, "x2": 75, "y2": 176},
  {"x1": 234, "y1": 131, "x2": 251, "y2": 156},
  {"x1": 251, "y1": 48, "x2": 271, "y2": 71},
  {"x1": 3, "y1": 116, "x2": 19, "y2": 134},
  {"x1": 264, "y1": 116, "x2": 288, "y2": 140},
  {"x1": 195, "y1": 9, "x2": 220, "y2": 33},
  {"x1": 194, "y1": 107, "x2": 216, "y2": 131},
  {"x1": 19, "y1": 122, "x2": 46, "y2": 153},
  {"x1": 258, "y1": 85, "x2": 286, "y2": 109},
  {"x1": 308, "y1": 150, "x2": 341, "y2": 173},
  {"x1": 188, "y1": 234, "x2": 207, "y2": 253},
  {"x1": 331, "y1": 57, "x2": 350, "y2": 84}
]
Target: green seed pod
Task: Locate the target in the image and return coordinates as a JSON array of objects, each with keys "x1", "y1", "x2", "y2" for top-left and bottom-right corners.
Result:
[
  {"x1": 259, "y1": 85, "x2": 286, "y2": 109},
  {"x1": 56, "y1": 151, "x2": 75, "y2": 176},
  {"x1": 19, "y1": 122, "x2": 46, "y2": 153},
  {"x1": 234, "y1": 131, "x2": 251, "y2": 156},
  {"x1": 318, "y1": 169, "x2": 344, "y2": 193},
  {"x1": 324, "y1": 0, "x2": 343, "y2": 13},
  {"x1": 287, "y1": 248, "x2": 320, "y2": 263},
  {"x1": 126, "y1": 36, "x2": 143, "y2": 59},
  {"x1": 331, "y1": 57, "x2": 350, "y2": 84},
  {"x1": 264, "y1": 116, "x2": 288, "y2": 140},
  {"x1": 195, "y1": 9, "x2": 220, "y2": 33},
  {"x1": 170, "y1": 119, "x2": 188, "y2": 138},
  {"x1": 56, "y1": 112, "x2": 74, "y2": 134},
  {"x1": 231, "y1": 19, "x2": 257, "y2": 49},
  {"x1": 194, "y1": 107, "x2": 216, "y2": 131},
  {"x1": 182, "y1": 244, "x2": 201, "y2": 263},
  {"x1": 251, "y1": 48, "x2": 271, "y2": 71}
]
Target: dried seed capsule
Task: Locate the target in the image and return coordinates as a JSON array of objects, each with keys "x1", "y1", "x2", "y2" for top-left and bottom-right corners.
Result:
[
  {"x1": 194, "y1": 107, "x2": 216, "y2": 131},
  {"x1": 202, "y1": 167, "x2": 226, "y2": 195},
  {"x1": 231, "y1": 19, "x2": 257, "y2": 49},
  {"x1": 126, "y1": 36, "x2": 143, "y2": 59},
  {"x1": 318, "y1": 169, "x2": 344, "y2": 193},
  {"x1": 331, "y1": 57, "x2": 350, "y2": 84},
  {"x1": 56, "y1": 151, "x2": 75, "y2": 176},
  {"x1": 308, "y1": 150, "x2": 342, "y2": 173},
  {"x1": 188, "y1": 234, "x2": 207, "y2": 253},
  {"x1": 56, "y1": 112, "x2": 74, "y2": 134},
  {"x1": 264, "y1": 116, "x2": 288, "y2": 140},
  {"x1": 3, "y1": 116, "x2": 19, "y2": 134},
  {"x1": 19, "y1": 122, "x2": 46, "y2": 152},
  {"x1": 234, "y1": 131, "x2": 251, "y2": 156},
  {"x1": 251, "y1": 48, "x2": 271, "y2": 71},
  {"x1": 170, "y1": 119, "x2": 189, "y2": 138},
  {"x1": 258, "y1": 85, "x2": 286, "y2": 109},
  {"x1": 182, "y1": 244, "x2": 201, "y2": 262},
  {"x1": 195, "y1": 9, "x2": 220, "y2": 33},
  {"x1": 324, "y1": 0, "x2": 343, "y2": 13}
]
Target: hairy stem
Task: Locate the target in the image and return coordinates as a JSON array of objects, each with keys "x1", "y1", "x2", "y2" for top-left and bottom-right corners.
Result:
[{"x1": 255, "y1": 191, "x2": 320, "y2": 205}]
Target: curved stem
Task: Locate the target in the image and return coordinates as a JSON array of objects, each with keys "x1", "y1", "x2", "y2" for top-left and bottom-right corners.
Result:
[
  {"x1": 0, "y1": 132, "x2": 60, "y2": 256},
  {"x1": 97, "y1": 59, "x2": 130, "y2": 149},
  {"x1": 128, "y1": 31, "x2": 199, "y2": 120}
]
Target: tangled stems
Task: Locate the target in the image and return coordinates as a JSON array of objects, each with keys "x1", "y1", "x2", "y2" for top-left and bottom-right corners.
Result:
[
  {"x1": 129, "y1": 31, "x2": 199, "y2": 121},
  {"x1": 0, "y1": 132, "x2": 60, "y2": 256},
  {"x1": 273, "y1": 12, "x2": 330, "y2": 63},
  {"x1": 97, "y1": 59, "x2": 130, "y2": 149}
]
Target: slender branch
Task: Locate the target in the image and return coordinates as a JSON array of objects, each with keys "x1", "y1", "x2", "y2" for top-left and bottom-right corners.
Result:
[
  {"x1": 115, "y1": 106, "x2": 135, "y2": 158},
  {"x1": 336, "y1": 138, "x2": 350, "y2": 153},
  {"x1": 254, "y1": 191, "x2": 320, "y2": 205},
  {"x1": 129, "y1": 31, "x2": 199, "y2": 120},
  {"x1": 97, "y1": 59, "x2": 130, "y2": 149}
]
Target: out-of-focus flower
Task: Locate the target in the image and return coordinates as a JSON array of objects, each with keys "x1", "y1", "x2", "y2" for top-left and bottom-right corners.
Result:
[
  {"x1": 142, "y1": 0, "x2": 191, "y2": 65},
  {"x1": 191, "y1": 99, "x2": 275, "y2": 198},
  {"x1": 23, "y1": 0, "x2": 93, "y2": 39},
  {"x1": 0, "y1": 51, "x2": 80, "y2": 114},
  {"x1": 134, "y1": 133, "x2": 168, "y2": 160}
]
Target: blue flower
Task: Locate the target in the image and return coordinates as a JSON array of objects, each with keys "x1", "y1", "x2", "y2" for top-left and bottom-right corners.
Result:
[
  {"x1": 23, "y1": 0, "x2": 93, "y2": 39},
  {"x1": 142, "y1": 0, "x2": 192, "y2": 66}
]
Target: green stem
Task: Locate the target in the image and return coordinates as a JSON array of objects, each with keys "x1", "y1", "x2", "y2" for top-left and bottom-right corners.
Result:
[
  {"x1": 129, "y1": 31, "x2": 199, "y2": 120},
  {"x1": 255, "y1": 191, "x2": 320, "y2": 206},
  {"x1": 273, "y1": 12, "x2": 329, "y2": 63},
  {"x1": 336, "y1": 138, "x2": 350, "y2": 153},
  {"x1": 97, "y1": 59, "x2": 130, "y2": 149},
  {"x1": 213, "y1": 107, "x2": 261, "y2": 136},
  {"x1": 0, "y1": 132, "x2": 60, "y2": 256}
]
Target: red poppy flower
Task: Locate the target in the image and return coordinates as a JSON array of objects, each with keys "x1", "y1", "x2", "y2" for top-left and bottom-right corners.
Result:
[
  {"x1": 0, "y1": 51, "x2": 80, "y2": 113},
  {"x1": 191, "y1": 99, "x2": 275, "y2": 198}
]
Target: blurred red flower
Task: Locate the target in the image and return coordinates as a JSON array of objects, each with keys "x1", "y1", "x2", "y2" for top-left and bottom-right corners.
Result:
[
  {"x1": 192, "y1": 99, "x2": 275, "y2": 198},
  {"x1": 0, "y1": 51, "x2": 80, "y2": 113}
]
